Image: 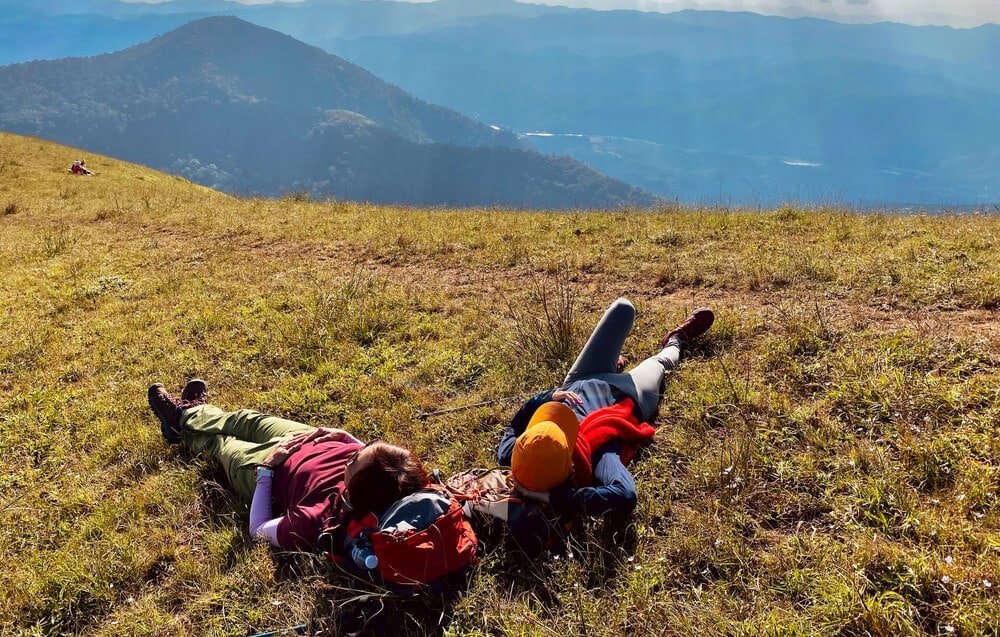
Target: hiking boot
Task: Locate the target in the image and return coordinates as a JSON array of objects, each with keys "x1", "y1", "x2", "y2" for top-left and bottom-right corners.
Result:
[
  {"x1": 181, "y1": 378, "x2": 208, "y2": 406},
  {"x1": 148, "y1": 383, "x2": 183, "y2": 444},
  {"x1": 662, "y1": 308, "x2": 715, "y2": 347}
]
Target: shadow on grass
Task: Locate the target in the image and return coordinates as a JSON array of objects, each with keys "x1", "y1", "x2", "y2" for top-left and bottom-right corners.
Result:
[
  {"x1": 572, "y1": 516, "x2": 642, "y2": 590},
  {"x1": 268, "y1": 555, "x2": 469, "y2": 637},
  {"x1": 297, "y1": 533, "x2": 635, "y2": 635},
  {"x1": 477, "y1": 516, "x2": 642, "y2": 613}
]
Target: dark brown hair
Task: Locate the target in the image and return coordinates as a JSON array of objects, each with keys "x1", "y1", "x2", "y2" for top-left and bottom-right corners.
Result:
[{"x1": 346, "y1": 442, "x2": 429, "y2": 515}]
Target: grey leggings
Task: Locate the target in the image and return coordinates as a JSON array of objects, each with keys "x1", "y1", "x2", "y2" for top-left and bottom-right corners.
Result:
[{"x1": 563, "y1": 298, "x2": 679, "y2": 422}]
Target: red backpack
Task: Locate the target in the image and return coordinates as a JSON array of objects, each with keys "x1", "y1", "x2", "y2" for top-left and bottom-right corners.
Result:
[{"x1": 326, "y1": 487, "x2": 478, "y2": 588}]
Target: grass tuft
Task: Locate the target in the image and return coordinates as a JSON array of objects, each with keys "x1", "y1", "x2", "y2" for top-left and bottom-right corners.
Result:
[{"x1": 502, "y1": 277, "x2": 582, "y2": 387}]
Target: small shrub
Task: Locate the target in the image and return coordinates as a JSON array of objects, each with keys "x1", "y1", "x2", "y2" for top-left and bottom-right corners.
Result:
[
  {"x1": 500, "y1": 233, "x2": 530, "y2": 266},
  {"x1": 276, "y1": 272, "x2": 405, "y2": 370},
  {"x1": 775, "y1": 204, "x2": 807, "y2": 223},
  {"x1": 501, "y1": 278, "x2": 581, "y2": 383},
  {"x1": 40, "y1": 228, "x2": 77, "y2": 258},
  {"x1": 853, "y1": 477, "x2": 918, "y2": 536},
  {"x1": 79, "y1": 275, "x2": 129, "y2": 302},
  {"x1": 906, "y1": 437, "x2": 963, "y2": 491},
  {"x1": 338, "y1": 272, "x2": 404, "y2": 345},
  {"x1": 845, "y1": 591, "x2": 921, "y2": 637},
  {"x1": 652, "y1": 230, "x2": 683, "y2": 247},
  {"x1": 2, "y1": 201, "x2": 18, "y2": 216},
  {"x1": 964, "y1": 273, "x2": 1000, "y2": 310}
]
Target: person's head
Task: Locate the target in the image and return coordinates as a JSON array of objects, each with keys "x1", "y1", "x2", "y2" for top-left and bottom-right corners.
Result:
[
  {"x1": 342, "y1": 441, "x2": 428, "y2": 515},
  {"x1": 511, "y1": 401, "x2": 580, "y2": 492}
]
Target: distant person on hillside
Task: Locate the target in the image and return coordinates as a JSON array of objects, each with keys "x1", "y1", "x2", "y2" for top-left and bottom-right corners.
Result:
[
  {"x1": 498, "y1": 298, "x2": 714, "y2": 519},
  {"x1": 68, "y1": 159, "x2": 93, "y2": 175},
  {"x1": 147, "y1": 380, "x2": 429, "y2": 551}
]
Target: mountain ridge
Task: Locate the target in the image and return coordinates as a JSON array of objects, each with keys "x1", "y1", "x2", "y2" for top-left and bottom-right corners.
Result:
[{"x1": 2, "y1": 2, "x2": 996, "y2": 204}]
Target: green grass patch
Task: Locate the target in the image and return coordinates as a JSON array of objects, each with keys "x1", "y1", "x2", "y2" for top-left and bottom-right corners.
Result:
[{"x1": 1, "y1": 132, "x2": 998, "y2": 635}]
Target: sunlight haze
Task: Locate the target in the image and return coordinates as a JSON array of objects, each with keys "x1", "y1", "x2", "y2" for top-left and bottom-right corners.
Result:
[
  {"x1": 119, "y1": 0, "x2": 1000, "y2": 28},
  {"x1": 538, "y1": 0, "x2": 1000, "y2": 28}
]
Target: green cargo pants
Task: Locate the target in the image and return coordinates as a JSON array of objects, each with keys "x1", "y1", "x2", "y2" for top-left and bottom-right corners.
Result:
[{"x1": 180, "y1": 405, "x2": 315, "y2": 502}]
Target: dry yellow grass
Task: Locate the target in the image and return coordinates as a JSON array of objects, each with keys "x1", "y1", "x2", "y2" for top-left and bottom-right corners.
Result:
[{"x1": 1, "y1": 132, "x2": 998, "y2": 636}]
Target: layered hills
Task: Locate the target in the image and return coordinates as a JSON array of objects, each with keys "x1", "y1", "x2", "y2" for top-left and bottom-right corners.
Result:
[
  {"x1": 333, "y1": 9, "x2": 1000, "y2": 205},
  {"x1": 1, "y1": 0, "x2": 998, "y2": 205},
  {"x1": 0, "y1": 16, "x2": 659, "y2": 208}
]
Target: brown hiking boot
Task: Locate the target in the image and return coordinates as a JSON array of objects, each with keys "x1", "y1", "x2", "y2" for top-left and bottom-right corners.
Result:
[
  {"x1": 148, "y1": 383, "x2": 183, "y2": 444},
  {"x1": 181, "y1": 378, "x2": 208, "y2": 406},
  {"x1": 662, "y1": 308, "x2": 715, "y2": 347}
]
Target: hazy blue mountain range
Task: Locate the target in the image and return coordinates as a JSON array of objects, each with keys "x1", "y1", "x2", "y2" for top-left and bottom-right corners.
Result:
[
  {"x1": 0, "y1": 17, "x2": 659, "y2": 207},
  {"x1": 2, "y1": 0, "x2": 997, "y2": 205},
  {"x1": 330, "y1": 9, "x2": 1000, "y2": 205}
]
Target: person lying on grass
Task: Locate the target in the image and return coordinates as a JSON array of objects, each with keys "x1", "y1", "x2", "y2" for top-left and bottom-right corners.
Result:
[
  {"x1": 497, "y1": 298, "x2": 713, "y2": 517},
  {"x1": 147, "y1": 380, "x2": 428, "y2": 551}
]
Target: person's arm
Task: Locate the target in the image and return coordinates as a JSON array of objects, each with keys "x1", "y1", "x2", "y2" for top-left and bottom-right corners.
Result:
[
  {"x1": 516, "y1": 478, "x2": 637, "y2": 518},
  {"x1": 249, "y1": 466, "x2": 284, "y2": 547},
  {"x1": 497, "y1": 389, "x2": 557, "y2": 465},
  {"x1": 247, "y1": 437, "x2": 322, "y2": 548},
  {"x1": 549, "y1": 445, "x2": 638, "y2": 518}
]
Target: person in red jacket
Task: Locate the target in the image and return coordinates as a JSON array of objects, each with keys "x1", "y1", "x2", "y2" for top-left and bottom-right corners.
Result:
[
  {"x1": 497, "y1": 298, "x2": 714, "y2": 517},
  {"x1": 147, "y1": 380, "x2": 428, "y2": 551}
]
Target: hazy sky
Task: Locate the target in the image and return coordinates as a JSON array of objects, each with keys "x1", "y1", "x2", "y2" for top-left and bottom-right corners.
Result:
[
  {"x1": 542, "y1": 0, "x2": 1000, "y2": 28},
  {"x1": 123, "y1": 0, "x2": 1000, "y2": 28}
]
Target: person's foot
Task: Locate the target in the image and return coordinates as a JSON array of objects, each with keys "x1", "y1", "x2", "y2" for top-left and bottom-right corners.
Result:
[
  {"x1": 148, "y1": 383, "x2": 183, "y2": 444},
  {"x1": 662, "y1": 308, "x2": 715, "y2": 347},
  {"x1": 181, "y1": 378, "x2": 208, "y2": 406}
]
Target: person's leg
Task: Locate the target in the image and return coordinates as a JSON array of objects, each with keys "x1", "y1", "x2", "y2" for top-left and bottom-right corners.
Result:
[
  {"x1": 563, "y1": 298, "x2": 636, "y2": 385},
  {"x1": 600, "y1": 307, "x2": 714, "y2": 422},
  {"x1": 593, "y1": 339, "x2": 681, "y2": 422},
  {"x1": 197, "y1": 435, "x2": 274, "y2": 502},
  {"x1": 625, "y1": 339, "x2": 681, "y2": 422},
  {"x1": 180, "y1": 406, "x2": 316, "y2": 500},
  {"x1": 181, "y1": 405, "x2": 314, "y2": 448}
]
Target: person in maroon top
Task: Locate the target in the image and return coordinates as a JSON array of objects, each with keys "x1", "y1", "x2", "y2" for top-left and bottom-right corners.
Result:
[
  {"x1": 147, "y1": 379, "x2": 428, "y2": 551},
  {"x1": 68, "y1": 159, "x2": 93, "y2": 175}
]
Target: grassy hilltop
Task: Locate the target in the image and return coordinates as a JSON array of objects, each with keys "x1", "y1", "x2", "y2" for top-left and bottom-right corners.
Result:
[{"x1": 0, "y1": 131, "x2": 998, "y2": 636}]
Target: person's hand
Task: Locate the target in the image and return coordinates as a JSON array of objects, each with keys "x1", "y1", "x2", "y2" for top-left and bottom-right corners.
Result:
[
  {"x1": 290, "y1": 427, "x2": 360, "y2": 446},
  {"x1": 616, "y1": 355, "x2": 627, "y2": 372},
  {"x1": 263, "y1": 428, "x2": 363, "y2": 467},
  {"x1": 514, "y1": 482, "x2": 551, "y2": 504},
  {"x1": 262, "y1": 437, "x2": 306, "y2": 468},
  {"x1": 552, "y1": 390, "x2": 584, "y2": 408},
  {"x1": 307, "y1": 427, "x2": 360, "y2": 445}
]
